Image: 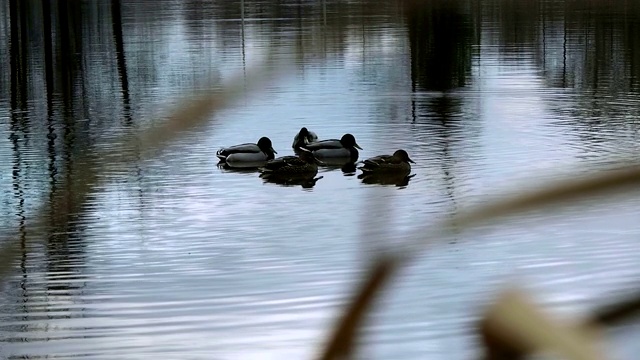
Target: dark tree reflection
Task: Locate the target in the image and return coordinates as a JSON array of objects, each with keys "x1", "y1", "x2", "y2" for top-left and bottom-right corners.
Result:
[
  {"x1": 111, "y1": 0, "x2": 132, "y2": 126},
  {"x1": 405, "y1": 0, "x2": 477, "y2": 216},
  {"x1": 406, "y1": 0, "x2": 474, "y2": 92}
]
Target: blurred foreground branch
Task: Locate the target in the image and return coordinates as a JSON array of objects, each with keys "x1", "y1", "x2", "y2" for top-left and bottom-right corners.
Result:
[{"x1": 317, "y1": 164, "x2": 640, "y2": 359}]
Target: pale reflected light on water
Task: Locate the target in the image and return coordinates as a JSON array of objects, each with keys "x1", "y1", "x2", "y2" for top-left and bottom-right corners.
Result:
[{"x1": 0, "y1": 0, "x2": 640, "y2": 359}]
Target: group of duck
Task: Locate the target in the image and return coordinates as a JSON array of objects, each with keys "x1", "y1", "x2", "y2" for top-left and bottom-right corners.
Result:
[{"x1": 216, "y1": 127, "x2": 416, "y2": 187}]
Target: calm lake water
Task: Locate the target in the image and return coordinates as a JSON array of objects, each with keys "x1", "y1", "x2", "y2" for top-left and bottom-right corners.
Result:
[{"x1": 1, "y1": 0, "x2": 640, "y2": 359}]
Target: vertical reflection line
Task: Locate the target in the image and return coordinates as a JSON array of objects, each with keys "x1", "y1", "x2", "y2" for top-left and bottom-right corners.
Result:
[
  {"x1": 111, "y1": 0, "x2": 132, "y2": 126},
  {"x1": 18, "y1": 0, "x2": 28, "y2": 91},
  {"x1": 43, "y1": 0, "x2": 54, "y2": 104},
  {"x1": 360, "y1": 188, "x2": 393, "y2": 261},
  {"x1": 609, "y1": 12, "x2": 613, "y2": 66},
  {"x1": 436, "y1": 96, "x2": 460, "y2": 231},
  {"x1": 626, "y1": 0, "x2": 634, "y2": 90},
  {"x1": 73, "y1": 2, "x2": 89, "y2": 128},
  {"x1": 562, "y1": 1, "x2": 567, "y2": 87},
  {"x1": 12, "y1": 100, "x2": 29, "y2": 324},
  {"x1": 241, "y1": 0, "x2": 246, "y2": 83},
  {"x1": 591, "y1": 6, "x2": 598, "y2": 91},
  {"x1": 9, "y1": 0, "x2": 19, "y2": 109},
  {"x1": 321, "y1": 0, "x2": 327, "y2": 56},
  {"x1": 43, "y1": 0, "x2": 58, "y2": 201},
  {"x1": 9, "y1": 0, "x2": 28, "y2": 315},
  {"x1": 358, "y1": 1, "x2": 389, "y2": 262},
  {"x1": 411, "y1": 94, "x2": 416, "y2": 124},
  {"x1": 322, "y1": 0, "x2": 326, "y2": 26},
  {"x1": 43, "y1": 0, "x2": 60, "y2": 304},
  {"x1": 475, "y1": 1, "x2": 482, "y2": 133},
  {"x1": 57, "y1": 0, "x2": 76, "y2": 191},
  {"x1": 361, "y1": 0, "x2": 365, "y2": 71},
  {"x1": 541, "y1": 0, "x2": 546, "y2": 70},
  {"x1": 110, "y1": 0, "x2": 145, "y2": 224},
  {"x1": 475, "y1": 0, "x2": 481, "y2": 50},
  {"x1": 297, "y1": 0, "x2": 303, "y2": 65}
]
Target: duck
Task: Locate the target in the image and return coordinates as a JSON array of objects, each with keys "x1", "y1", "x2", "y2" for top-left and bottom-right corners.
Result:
[
  {"x1": 259, "y1": 148, "x2": 324, "y2": 178},
  {"x1": 292, "y1": 127, "x2": 319, "y2": 150},
  {"x1": 301, "y1": 133, "x2": 363, "y2": 163},
  {"x1": 216, "y1": 137, "x2": 277, "y2": 168},
  {"x1": 358, "y1": 149, "x2": 415, "y2": 174}
]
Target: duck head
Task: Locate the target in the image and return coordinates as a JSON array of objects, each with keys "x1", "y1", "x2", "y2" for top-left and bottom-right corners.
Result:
[
  {"x1": 257, "y1": 137, "x2": 277, "y2": 155},
  {"x1": 340, "y1": 133, "x2": 363, "y2": 150},
  {"x1": 393, "y1": 149, "x2": 415, "y2": 164}
]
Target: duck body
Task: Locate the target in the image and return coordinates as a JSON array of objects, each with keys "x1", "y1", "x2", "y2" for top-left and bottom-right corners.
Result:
[
  {"x1": 292, "y1": 127, "x2": 319, "y2": 150},
  {"x1": 217, "y1": 137, "x2": 277, "y2": 168},
  {"x1": 358, "y1": 149, "x2": 415, "y2": 174},
  {"x1": 259, "y1": 149, "x2": 323, "y2": 178},
  {"x1": 301, "y1": 133, "x2": 362, "y2": 163}
]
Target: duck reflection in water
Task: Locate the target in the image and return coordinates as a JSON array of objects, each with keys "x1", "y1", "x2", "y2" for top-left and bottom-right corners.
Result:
[
  {"x1": 217, "y1": 163, "x2": 260, "y2": 173},
  {"x1": 358, "y1": 172, "x2": 416, "y2": 187},
  {"x1": 261, "y1": 174, "x2": 325, "y2": 189},
  {"x1": 319, "y1": 161, "x2": 358, "y2": 176}
]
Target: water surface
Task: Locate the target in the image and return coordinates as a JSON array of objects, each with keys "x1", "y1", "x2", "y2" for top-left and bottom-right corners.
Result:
[{"x1": 1, "y1": 0, "x2": 639, "y2": 359}]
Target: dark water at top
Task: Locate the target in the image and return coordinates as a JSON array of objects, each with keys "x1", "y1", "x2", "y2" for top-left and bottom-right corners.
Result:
[{"x1": 0, "y1": 0, "x2": 639, "y2": 359}]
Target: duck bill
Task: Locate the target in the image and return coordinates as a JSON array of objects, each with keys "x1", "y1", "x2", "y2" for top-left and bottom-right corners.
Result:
[
  {"x1": 271, "y1": 147, "x2": 277, "y2": 154},
  {"x1": 408, "y1": 158, "x2": 415, "y2": 164},
  {"x1": 354, "y1": 143, "x2": 363, "y2": 150},
  {"x1": 314, "y1": 157, "x2": 326, "y2": 166}
]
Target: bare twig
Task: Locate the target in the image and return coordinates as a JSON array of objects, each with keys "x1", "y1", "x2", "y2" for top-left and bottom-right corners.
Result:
[{"x1": 317, "y1": 256, "x2": 402, "y2": 360}]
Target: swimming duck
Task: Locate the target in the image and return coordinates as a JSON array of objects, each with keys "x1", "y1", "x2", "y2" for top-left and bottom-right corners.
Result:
[
  {"x1": 259, "y1": 148, "x2": 324, "y2": 178},
  {"x1": 292, "y1": 127, "x2": 319, "y2": 150},
  {"x1": 358, "y1": 149, "x2": 415, "y2": 174},
  {"x1": 216, "y1": 137, "x2": 277, "y2": 168},
  {"x1": 301, "y1": 133, "x2": 363, "y2": 163}
]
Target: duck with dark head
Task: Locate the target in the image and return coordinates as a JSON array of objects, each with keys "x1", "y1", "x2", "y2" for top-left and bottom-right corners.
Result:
[
  {"x1": 358, "y1": 149, "x2": 415, "y2": 174},
  {"x1": 357, "y1": 149, "x2": 416, "y2": 187},
  {"x1": 216, "y1": 137, "x2": 277, "y2": 169},
  {"x1": 300, "y1": 133, "x2": 363, "y2": 165}
]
